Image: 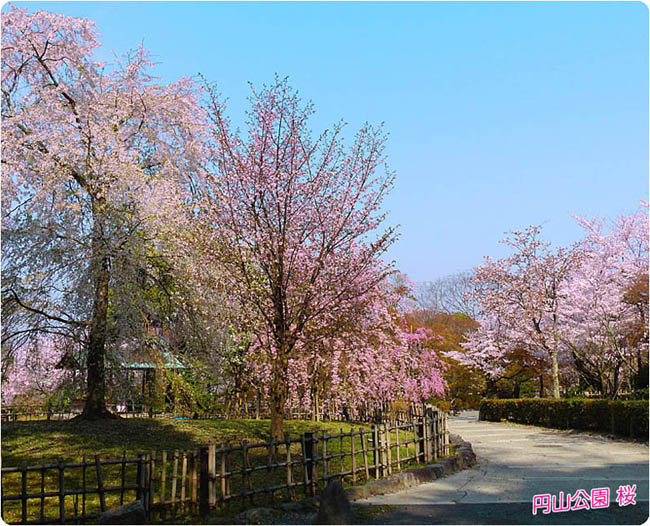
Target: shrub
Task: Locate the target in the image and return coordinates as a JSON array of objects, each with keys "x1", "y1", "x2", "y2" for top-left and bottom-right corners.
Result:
[
  {"x1": 619, "y1": 388, "x2": 650, "y2": 401},
  {"x1": 479, "y1": 398, "x2": 649, "y2": 439}
]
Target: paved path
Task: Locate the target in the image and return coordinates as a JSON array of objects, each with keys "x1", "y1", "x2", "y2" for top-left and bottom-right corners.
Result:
[{"x1": 356, "y1": 411, "x2": 649, "y2": 524}]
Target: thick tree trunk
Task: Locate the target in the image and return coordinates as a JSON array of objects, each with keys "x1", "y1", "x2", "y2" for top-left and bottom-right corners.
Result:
[
  {"x1": 611, "y1": 362, "x2": 621, "y2": 399},
  {"x1": 551, "y1": 351, "x2": 560, "y2": 398},
  {"x1": 570, "y1": 350, "x2": 603, "y2": 394},
  {"x1": 485, "y1": 377, "x2": 497, "y2": 398},
  {"x1": 270, "y1": 352, "x2": 289, "y2": 441},
  {"x1": 78, "y1": 252, "x2": 114, "y2": 419},
  {"x1": 270, "y1": 383, "x2": 286, "y2": 441},
  {"x1": 551, "y1": 319, "x2": 561, "y2": 399},
  {"x1": 635, "y1": 351, "x2": 648, "y2": 390},
  {"x1": 539, "y1": 375, "x2": 545, "y2": 398},
  {"x1": 311, "y1": 386, "x2": 320, "y2": 422},
  {"x1": 77, "y1": 204, "x2": 115, "y2": 420}
]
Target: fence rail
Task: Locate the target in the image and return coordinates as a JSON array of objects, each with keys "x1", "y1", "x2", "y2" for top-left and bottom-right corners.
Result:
[
  {"x1": 2, "y1": 407, "x2": 448, "y2": 524},
  {"x1": 0, "y1": 455, "x2": 151, "y2": 524}
]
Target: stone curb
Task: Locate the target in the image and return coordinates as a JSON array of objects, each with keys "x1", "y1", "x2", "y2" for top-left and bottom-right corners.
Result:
[{"x1": 344, "y1": 435, "x2": 477, "y2": 501}]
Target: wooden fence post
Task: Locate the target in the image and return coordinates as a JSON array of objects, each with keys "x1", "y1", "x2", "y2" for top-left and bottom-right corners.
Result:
[
  {"x1": 96, "y1": 456, "x2": 106, "y2": 512},
  {"x1": 208, "y1": 445, "x2": 216, "y2": 508},
  {"x1": 192, "y1": 452, "x2": 198, "y2": 510},
  {"x1": 241, "y1": 441, "x2": 249, "y2": 505},
  {"x1": 303, "y1": 432, "x2": 314, "y2": 497},
  {"x1": 41, "y1": 461, "x2": 47, "y2": 521},
  {"x1": 411, "y1": 416, "x2": 418, "y2": 464},
  {"x1": 432, "y1": 411, "x2": 437, "y2": 459},
  {"x1": 377, "y1": 424, "x2": 384, "y2": 478},
  {"x1": 428, "y1": 412, "x2": 434, "y2": 462},
  {"x1": 171, "y1": 450, "x2": 179, "y2": 506},
  {"x1": 285, "y1": 433, "x2": 293, "y2": 500},
  {"x1": 21, "y1": 468, "x2": 27, "y2": 524},
  {"x1": 395, "y1": 422, "x2": 402, "y2": 471},
  {"x1": 220, "y1": 450, "x2": 227, "y2": 503},
  {"x1": 360, "y1": 429, "x2": 370, "y2": 481},
  {"x1": 351, "y1": 431, "x2": 357, "y2": 484},
  {"x1": 160, "y1": 451, "x2": 167, "y2": 505},
  {"x1": 323, "y1": 432, "x2": 330, "y2": 484},
  {"x1": 444, "y1": 413, "x2": 450, "y2": 455},
  {"x1": 423, "y1": 412, "x2": 430, "y2": 463},
  {"x1": 81, "y1": 456, "x2": 86, "y2": 517},
  {"x1": 312, "y1": 434, "x2": 320, "y2": 494},
  {"x1": 339, "y1": 443, "x2": 346, "y2": 482},
  {"x1": 432, "y1": 412, "x2": 438, "y2": 461},
  {"x1": 435, "y1": 411, "x2": 439, "y2": 457},
  {"x1": 199, "y1": 446, "x2": 209, "y2": 515},
  {"x1": 150, "y1": 451, "x2": 156, "y2": 512},
  {"x1": 339, "y1": 429, "x2": 345, "y2": 477},
  {"x1": 146, "y1": 453, "x2": 153, "y2": 516},
  {"x1": 135, "y1": 455, "x2": 142, "y2": 502},
  {"x1": 417, "y1": 418, "x2": 425, "y2": 463},
  {"x1": 58, "y1": 463, "x2": 65, "y2": 524},
  {"x1": 371, "y1": 425, "x2": 379, "y2": 479},
  {"x1": 384, "y1": 424, "x2": 393, "y2": 475},
  {"x1": 181, "y1": 453, "x2": 188, "y2": 506}
]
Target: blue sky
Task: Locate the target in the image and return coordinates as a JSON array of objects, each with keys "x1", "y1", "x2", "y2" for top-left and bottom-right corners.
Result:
[{"x1": 9, "y1": 1, "x2": 649, "y2": 282}]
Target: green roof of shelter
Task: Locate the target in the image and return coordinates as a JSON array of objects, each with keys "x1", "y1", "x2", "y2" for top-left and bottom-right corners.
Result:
[{"x1": 121, "y1": 350, "x2": 187, "y2": 370}]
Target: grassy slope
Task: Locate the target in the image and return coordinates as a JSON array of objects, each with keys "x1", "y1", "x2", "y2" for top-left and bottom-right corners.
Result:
[
  {"x1": 1, "y1": 417, "x2": 370, "y2": 466},
  {"x1": 2, "y1": 418, "x2": 435, "y2": 524}
]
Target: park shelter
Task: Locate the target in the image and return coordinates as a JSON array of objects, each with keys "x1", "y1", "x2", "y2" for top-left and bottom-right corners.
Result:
[{"x1": 115, "y1": 335, "x2": 188, "y2": 415}]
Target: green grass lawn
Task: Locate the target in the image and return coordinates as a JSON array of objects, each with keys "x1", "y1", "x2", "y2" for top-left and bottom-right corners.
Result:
[
  {"x1": 1, "y1": 418, "x2": 375, "y2": 524},
  {"x1": 1, "y1": 417, "x2": 435, "y2": 524},
  {"x1": 1, "y1": 417, "x2": 369, "y2": 466}
]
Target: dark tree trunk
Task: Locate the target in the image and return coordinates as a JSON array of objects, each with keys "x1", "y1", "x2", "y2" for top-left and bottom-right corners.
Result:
[
  {"x1": 77, "y1": 206, "x2": 115, "y2": 420},
  {"x1": 485, "y1": 377, "x2": 497, "y2": 398},
  {"x1": 611, "y1": 362, "x2": 622, "y2": 399},
  {"x1": 539, "y1": 375, "x2": 545, "y2": 398},
  {"x1": 78, "y1": 253, "x2": 115, "y2": 419},
  {"x1": 635, "y1": 362, "x2": 649, "y2": 390},
  {"x1": 311, "y1": 385, "x2": 320, "y2": 422},
  {"x1": 270, "y1": 351, "x2": 289, "y2": 441},
  {"x1": 570, "y1": 350, "x2": 604, "y2": 395}
]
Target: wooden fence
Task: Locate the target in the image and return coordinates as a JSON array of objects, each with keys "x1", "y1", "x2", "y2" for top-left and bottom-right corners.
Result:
[
  {"x1": 0, "y1": 455, "x2": 151, "y2": 524},
  {"x1": 2, "y1": 407, "x2": 448, "y2": 524}
]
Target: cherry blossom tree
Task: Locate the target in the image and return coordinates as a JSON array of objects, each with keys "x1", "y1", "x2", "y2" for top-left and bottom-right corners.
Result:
[
  {"x1": 1, "y1": 7, "x2": 206, "y2": 418},
  {"x1": 460, "y1": 226, "x2": 581, "y2": 398},
  {"x1": 451, "y1": 311, "x2": 512, "y2": 384},
  {"x1": 199, "y1": 77, "x2": 399, "y2": 437},
  {"x1": 1, "y1": 337, "x2": 73, "y2": 408},
  {"x1": 245, "y1": 278, "x2": 447, "y2": 421},
  {"x1": 457, "y1": 204, "x2": 647, "y2": 399},
  {"x1": 559, "y1": 203, "x2": 648, "y2": 396}
]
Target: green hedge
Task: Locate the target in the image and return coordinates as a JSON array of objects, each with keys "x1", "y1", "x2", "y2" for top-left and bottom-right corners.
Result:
[
  {"x1": 479, "y1": 398, "x2": 649, "y2": 439},
  {"x1": 619, "y1": 388, "x2": 650, "y2": 400}
]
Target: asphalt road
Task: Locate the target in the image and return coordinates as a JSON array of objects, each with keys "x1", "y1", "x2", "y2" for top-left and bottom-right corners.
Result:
[{"x1": 355, "y1": 411, "x2": 649, "y2": 524}]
